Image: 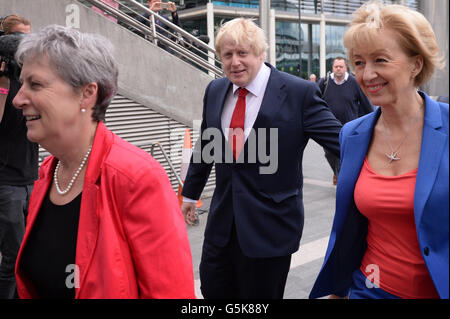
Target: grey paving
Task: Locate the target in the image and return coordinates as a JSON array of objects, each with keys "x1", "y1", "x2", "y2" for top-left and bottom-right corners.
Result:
[{"x1": 186, "y1": 140, "x2": 337, "y2": 299}]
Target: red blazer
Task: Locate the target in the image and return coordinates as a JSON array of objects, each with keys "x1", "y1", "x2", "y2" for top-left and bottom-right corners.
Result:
[{"x1": 15, "y1": 122, "x2": 196, "y2": 299}]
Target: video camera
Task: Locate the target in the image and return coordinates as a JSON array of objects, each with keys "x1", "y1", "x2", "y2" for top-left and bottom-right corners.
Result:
[{"x1": 0, "y1": 31, "x2": 25, "y2": 79}]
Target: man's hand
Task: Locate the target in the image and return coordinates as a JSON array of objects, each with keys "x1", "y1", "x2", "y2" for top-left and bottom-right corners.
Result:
[
  {"x1": 167, "y1": 1, "x2": 177, "y2": 13},
  {"x1": 149, "y1": 1, "x2": 162, "y2": 12},
  {"x1": 181, "y1": 202, "x2": 197, "y2": 226},
  {"x1": 149, "y1": 1, "x2": 176, "y2": 13}
]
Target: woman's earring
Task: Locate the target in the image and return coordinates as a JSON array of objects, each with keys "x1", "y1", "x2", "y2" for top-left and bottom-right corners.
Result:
[{"x1": 81, "y1": 108, "x2": 86, "y2": 113}]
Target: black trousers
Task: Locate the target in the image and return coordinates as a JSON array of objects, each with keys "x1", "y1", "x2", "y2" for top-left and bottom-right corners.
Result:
[
  {"x1": 0, "y1": 184, "x2": 33, "y2": 299},
  {"x1": 199, "y1": 222, "x2": 291, "y2": 299}
]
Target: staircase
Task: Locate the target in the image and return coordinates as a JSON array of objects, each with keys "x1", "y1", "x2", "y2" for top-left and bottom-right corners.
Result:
[{"x1": 38, "y1": 94, "x2": 216, "y2": 196}]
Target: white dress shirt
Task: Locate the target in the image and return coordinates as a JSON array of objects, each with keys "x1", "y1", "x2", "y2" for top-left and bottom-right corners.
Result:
[
  {"x1": 183, "y1": 63, "x2": 271, "y2": 203},
  {"x1": 221, "y1": 63, "x2": 271, "y2": 141},
  {"x1": 330, "y1": 71, "x2": 349, "y2": 85}
]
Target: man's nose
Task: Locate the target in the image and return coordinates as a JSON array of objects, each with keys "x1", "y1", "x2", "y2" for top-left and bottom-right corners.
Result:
[{"x1": 231, "y1": 54, "x2": 240, "y2": 66}]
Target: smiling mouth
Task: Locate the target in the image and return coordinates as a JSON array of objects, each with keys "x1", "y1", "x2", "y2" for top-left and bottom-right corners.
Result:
[
  {"x1": 366, "y1": 83, "x2": 386, "y2": 94},
  {"x1": 25, "y1": 115, "x2": 41, "y2": 121}
]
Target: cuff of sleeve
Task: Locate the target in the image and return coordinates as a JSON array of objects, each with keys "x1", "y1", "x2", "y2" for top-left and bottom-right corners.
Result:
[{"x1": 182, "y1": 197, "x2": 197, "y2": 203}]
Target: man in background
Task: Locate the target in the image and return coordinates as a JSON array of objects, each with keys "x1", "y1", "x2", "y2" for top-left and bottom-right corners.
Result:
[{"x1": 318, "y1": 57, "x2": 373, "y2": 184}]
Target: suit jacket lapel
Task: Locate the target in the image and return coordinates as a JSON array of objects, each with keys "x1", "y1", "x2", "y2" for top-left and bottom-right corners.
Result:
[
  {"x1": 75, "y1": 122, "x2": 112, "y2": 297},
  {"x1": 334, "y1": 109, "x2": 380, "y2": 232},
  {"x1": 75, "y1": 183, "x2": 99, "y2": 298},
  {"x1": 213, "y1": 80, "x2": 232, "y2": 129},
  {"x1": 218, "y1": 64, "x2": 284, "y2": 162},
  {"x1": 252, "y1": 64, "x2": 287, "y2": 130},
  {"x1": 414, "y1": 94, "x2": 447, "y2": 227}
]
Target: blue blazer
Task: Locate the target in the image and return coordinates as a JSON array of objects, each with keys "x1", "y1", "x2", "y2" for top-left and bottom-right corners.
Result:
[
  {"x1": 182, "y1": 63, "x2": 342, "y2": 258},
  {"x1": 310, "y1": 92, "x2": 449, "y2": 299}
]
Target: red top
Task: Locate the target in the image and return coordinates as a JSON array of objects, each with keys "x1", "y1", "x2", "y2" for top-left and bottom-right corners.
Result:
[{"x1": 354, "y1": 157, "x2": 439, "y2": 299}]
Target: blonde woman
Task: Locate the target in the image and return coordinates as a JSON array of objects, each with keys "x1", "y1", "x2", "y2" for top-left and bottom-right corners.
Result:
[{"x1": 310, "y1": 1, "x2": 448, "y2": 299}]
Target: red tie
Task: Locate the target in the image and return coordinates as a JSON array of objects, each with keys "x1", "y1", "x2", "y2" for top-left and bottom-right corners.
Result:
[{"x1": 229, "y1": 88, "x2": 248, "y2": 160}]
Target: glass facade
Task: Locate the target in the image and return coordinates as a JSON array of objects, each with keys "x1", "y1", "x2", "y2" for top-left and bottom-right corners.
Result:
[
  {"x1": 275, "y1": 21, "x2": 320, "y2": 78},
  {"x1": 324, "y1": 24, "x2": 347, "y2": 72},
  {"x1": 184, "y1": 0, "x2": 319, "y2": 12}
]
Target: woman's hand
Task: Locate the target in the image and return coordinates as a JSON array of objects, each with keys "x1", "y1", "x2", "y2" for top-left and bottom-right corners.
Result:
[{"x1": 149, "y1": 1, "x2": 162, "y2": 12}]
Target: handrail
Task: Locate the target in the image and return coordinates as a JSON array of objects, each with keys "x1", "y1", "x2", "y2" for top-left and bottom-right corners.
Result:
[
  {"x1": 132, "y1": 140, "x2": 184, "y2": 187},
  {"x1": 80, "y1": 0, "x2": 223, "y2": 78}
]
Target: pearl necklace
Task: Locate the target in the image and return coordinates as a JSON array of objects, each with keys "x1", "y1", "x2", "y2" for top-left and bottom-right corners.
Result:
[{"x1": 54, "y1": 146, "x2": 92, "y2": 195}]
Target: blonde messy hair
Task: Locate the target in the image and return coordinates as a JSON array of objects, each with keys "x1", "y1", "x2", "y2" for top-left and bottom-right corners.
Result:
[
  {"x1": 215, "y1": 18, "x2": 268, "y2": 59},
  {"x1": 344, "y1": 0, "x2": 444, "y2": 87}
]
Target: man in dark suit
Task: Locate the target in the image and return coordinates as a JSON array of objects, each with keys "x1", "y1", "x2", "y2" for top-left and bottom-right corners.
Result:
[{"x1": 181, "y1": 18, "x2": 341, "y2": 299}]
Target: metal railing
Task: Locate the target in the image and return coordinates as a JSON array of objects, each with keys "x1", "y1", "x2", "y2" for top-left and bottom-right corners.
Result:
[
  {"x1": 132, "y1": 140, "x2": 184, "y2": 187},
  {"x1": 81, "y1": 0, "x2": 223, "y2": 78}
]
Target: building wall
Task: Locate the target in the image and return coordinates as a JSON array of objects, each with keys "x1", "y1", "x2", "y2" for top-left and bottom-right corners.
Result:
[{"x1": 419, "y1": 0, "x2": 449, "y2": 97}]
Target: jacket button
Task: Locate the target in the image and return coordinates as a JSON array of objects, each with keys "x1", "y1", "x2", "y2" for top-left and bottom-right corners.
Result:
[{"x1": 424, "y1": 247, "x2": 430, "y2": 256}]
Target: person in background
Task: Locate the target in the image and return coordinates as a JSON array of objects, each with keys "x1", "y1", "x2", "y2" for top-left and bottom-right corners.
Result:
[
  {"x1": 0, "y1": 14, "x2": 34, "y2": 299},
  {"x1": 12, "y1": 25, "x2": 195, "y2": 299},
  {"x1": 181, "y1": 18, "x2": 341, "y2": 299},
  {"x1": 309, "y1": 73, "x2": 317, "y2": 82},
  {"x1": 0, "y1": 14, "x2": 31, "y2": 35},
  {"x1": 137, "y1": 0, "x2": 180, "y2": 51},
  {"x1": 91, "y1": 0, "x2": 120, "y2": 23},
  {"x1": 145, "y1": 0, "x2": 179, "y2": 29},
  {"x1": 310, "y1": 0, "x2": 448, "y2": 299},
  {"x1": 318, "y1": 57, "x2": 373, "y2": 185}
]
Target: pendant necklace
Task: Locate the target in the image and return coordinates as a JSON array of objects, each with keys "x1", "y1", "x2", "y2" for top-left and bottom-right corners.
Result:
[
  {"x1": 54, "y1": 146, "x2": 92, "y2": 195},
  {"x1": 379, "y1": 107, "x2": 422, "y2": 164}
]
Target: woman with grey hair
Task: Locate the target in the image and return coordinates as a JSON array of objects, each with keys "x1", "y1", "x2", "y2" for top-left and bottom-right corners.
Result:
[{"x1": 12, "y1": 25, "x2": 195, "y2": 299}]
